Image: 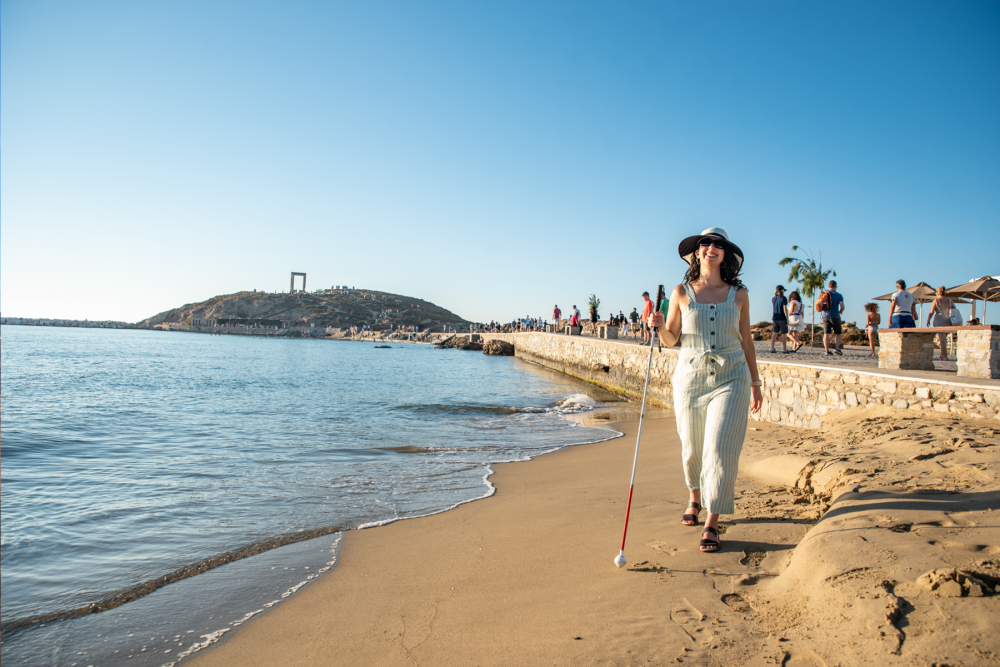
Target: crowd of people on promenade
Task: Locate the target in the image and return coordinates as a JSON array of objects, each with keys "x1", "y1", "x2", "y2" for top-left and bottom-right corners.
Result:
[
  {"x1": 471, "y1": 318, "x2": 550, "y2": 333},
  {"x1": 467, "y1": 294, "x2": 675, "y2": 341},
  {"x1": 464, "y1": 275, "x2": 979, "y2": 360},
  {"x1": 766, "y1": 278, "x2": 970, "y2": 359}
]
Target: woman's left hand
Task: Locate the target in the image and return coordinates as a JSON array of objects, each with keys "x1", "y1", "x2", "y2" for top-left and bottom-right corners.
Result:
[{"x1": 751, "y1": 385, "x2": 762, "y2": 414}]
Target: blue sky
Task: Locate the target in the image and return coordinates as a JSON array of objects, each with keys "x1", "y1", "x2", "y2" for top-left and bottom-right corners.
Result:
[{"x1": 2, "y1": 0, "x2": 998, "y2": 325}]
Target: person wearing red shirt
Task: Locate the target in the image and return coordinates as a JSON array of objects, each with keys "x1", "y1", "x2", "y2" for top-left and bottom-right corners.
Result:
[{"x1": 641, "y1": 292, "x2": 653, "y2": 343}]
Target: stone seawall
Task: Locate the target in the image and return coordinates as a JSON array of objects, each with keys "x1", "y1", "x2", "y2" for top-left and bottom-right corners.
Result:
[
  {"x1": 483, "y1": 333, "x2": 679, "y2": 406},
  {"x1": 482, "y1": 333, "x2": 1000, "y2": 429}
]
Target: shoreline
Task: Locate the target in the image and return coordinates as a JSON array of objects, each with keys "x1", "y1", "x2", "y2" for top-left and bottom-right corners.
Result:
[
  {"x1": 190, "y1": 411, "x2": 1000, "y2": 666},
  {"x1": 0, "y1": 396, "x2": 624, "y2": 650}
]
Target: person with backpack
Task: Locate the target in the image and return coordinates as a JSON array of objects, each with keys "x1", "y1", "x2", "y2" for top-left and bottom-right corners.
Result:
[{"x1": 818, "y1": 280, "x2": 845, "y2": 355}]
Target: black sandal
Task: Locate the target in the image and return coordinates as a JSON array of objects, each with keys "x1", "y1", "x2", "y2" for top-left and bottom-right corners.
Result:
[
  {"x1": 681, "y1": 502, "x2": 701, "y2": 526},
  {"x1": 700, "y1": 526, "x2": 721, "y2": 552}
]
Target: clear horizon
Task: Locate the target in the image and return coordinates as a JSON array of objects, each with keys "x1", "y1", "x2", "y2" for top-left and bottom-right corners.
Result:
[{"x1": 2, "y1": 0, "x2": 998, "y2": 325}]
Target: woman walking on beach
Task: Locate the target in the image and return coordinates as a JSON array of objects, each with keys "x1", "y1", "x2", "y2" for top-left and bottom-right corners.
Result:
[{"x1": 649, "y1": 228, "x2": 762, "y2": 553}]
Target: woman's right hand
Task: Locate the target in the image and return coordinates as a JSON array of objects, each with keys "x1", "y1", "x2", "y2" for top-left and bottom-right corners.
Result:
[{"x1": 649, "y1": 312, "x2": 665, "y2": 328}]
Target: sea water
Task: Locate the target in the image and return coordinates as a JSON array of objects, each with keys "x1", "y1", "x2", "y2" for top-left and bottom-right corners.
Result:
[{"x1": 0, "y1": 326, "x2": 623, "y2": 665}]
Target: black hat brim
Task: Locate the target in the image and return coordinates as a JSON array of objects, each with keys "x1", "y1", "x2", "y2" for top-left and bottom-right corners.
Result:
[{"x1": 678, "y1": 234, "x2": 744, "y2": 270}]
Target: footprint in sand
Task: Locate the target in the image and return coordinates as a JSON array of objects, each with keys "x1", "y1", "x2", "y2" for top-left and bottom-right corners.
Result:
[
  {"x1": 931, "y1": 541, "x2": 1000, "y2": 554},
  {"x1": 629, "y1": 560, "x2": 669, "y2": 574},
  {"x1": 740, "y1": 550, "x2": 767, "y2": 567},
  {"x1": 721, "y1": 593, "x2": 753, "y2": 613},
  {"x1": 647, "y1": 539, "x2": 679, "y2": 556}
]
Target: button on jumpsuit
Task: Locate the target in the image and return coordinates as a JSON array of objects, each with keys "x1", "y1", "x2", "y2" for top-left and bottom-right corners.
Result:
[{"x1": 672, "y1": 284, "x2": 750, "y2": 515}]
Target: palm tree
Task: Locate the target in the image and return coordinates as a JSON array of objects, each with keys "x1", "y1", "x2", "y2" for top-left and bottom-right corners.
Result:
[{"x1": 778, "y1": 247, "x2": 835, "y2": 347}]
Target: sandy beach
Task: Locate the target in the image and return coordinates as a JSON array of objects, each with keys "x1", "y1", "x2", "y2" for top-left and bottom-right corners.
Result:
[{"x1": 188, "y1": 410, "x2": 1000, "y2": 666}]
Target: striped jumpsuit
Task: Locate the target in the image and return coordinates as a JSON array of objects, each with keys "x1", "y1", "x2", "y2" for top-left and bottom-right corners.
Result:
[{"x1": 672, "y1": 283, "x2": 750, "y2": 515}]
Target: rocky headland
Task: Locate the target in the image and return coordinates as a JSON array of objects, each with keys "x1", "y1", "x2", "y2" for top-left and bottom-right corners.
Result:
[{"x1": 138, "y1": 289, "x2": 470, "y2": 333}]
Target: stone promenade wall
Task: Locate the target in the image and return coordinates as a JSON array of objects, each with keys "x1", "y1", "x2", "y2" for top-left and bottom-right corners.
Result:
[
  {"x1": 483, "y1": 332, "x2": 680, "y2": 406},
  {"x1": 482, "y1": 333, "x2": 1000, "y2": 428},
  {"x1": 755, "y1": 366, "x2": 999, "y2": 428}
]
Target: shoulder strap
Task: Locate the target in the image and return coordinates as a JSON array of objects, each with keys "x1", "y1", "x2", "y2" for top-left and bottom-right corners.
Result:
[
  {"x1": 683, "y1": 283, "x2": 695, "y2": 302},
  {"x1": 727, "y1": 285, "x2": 738, "y2": 302}
]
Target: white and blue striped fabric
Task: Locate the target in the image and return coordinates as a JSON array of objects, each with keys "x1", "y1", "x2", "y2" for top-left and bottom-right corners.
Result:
[{"x1": 672, "y1": 283, "x2": 751, "y2": 515}]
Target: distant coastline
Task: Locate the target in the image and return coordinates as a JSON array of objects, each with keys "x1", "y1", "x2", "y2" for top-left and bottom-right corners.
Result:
[{"x1": 0, "y1": 317, "x2": 136, "y2": 329}]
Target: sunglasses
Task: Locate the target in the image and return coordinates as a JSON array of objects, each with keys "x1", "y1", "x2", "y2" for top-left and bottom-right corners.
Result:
[{"x1": 699, "y1": 238, "x2": 725, "y2": 249}]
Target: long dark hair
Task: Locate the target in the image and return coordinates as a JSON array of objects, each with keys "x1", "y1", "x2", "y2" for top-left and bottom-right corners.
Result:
[{"x1": 683, "y1": 251, "x2": 744, "y2": 288}]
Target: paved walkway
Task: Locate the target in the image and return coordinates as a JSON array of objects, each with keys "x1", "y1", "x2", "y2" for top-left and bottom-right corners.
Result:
[{"x1": 755, "y1": 341, "x2": 880, "y2": 366}]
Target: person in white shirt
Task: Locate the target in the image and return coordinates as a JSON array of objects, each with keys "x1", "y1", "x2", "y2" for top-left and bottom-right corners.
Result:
[{"x1": 888, "y1": 280, "x2": 917, "y2": 329}]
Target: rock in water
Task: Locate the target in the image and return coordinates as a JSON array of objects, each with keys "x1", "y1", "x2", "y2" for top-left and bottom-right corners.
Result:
[
  {"x1": 483, "y1": 340, "x2": 514, "y2": 356},
  {"x1": 436, "y1": 335, "x2": 483, "y2": 351}
]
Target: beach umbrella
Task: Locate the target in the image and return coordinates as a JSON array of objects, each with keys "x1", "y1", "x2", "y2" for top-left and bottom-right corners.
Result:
[
  {"x1": 988, "y1": 285, "x2": 1000, "y2": 318},
  {"x1": 944, "y1": 276, "x2": 1000, "y2": 324}
]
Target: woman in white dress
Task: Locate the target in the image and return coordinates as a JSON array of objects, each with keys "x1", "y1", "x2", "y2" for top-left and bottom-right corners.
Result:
[
  {"x1": 787, "y1": 291, "x2": 805, "y2": 352},
  {"x1": 649, "y1": 228, "x2": 763, "y2": 553}
]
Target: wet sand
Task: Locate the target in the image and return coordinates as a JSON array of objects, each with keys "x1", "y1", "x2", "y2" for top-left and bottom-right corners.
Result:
[{"x1": 190, "y1": 411, "x2": 1000, "y2": 666}]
